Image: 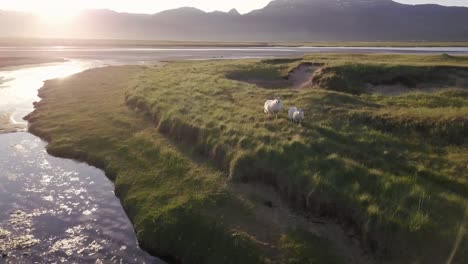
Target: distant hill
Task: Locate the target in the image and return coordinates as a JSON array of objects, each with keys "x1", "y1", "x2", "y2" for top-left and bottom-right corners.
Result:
[{"x1": 1, "y1": 0, "x2": 468, "y2": 41}]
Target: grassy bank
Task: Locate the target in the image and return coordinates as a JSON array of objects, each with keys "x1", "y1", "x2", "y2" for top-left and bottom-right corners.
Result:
[
  {"x1": 27, "y1": 54, "x2": 467, "y2": 263},
  {"x1": 26, "y1": 66, "x2": 346, "y2": 263},
  {"x1": 125, "y1": 54, "x2": 468, "y2": 263}
]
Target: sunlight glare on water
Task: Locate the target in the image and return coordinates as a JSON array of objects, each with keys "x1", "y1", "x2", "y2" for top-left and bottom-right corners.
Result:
[
  {"x1": 0, "y1": 59, "x2": 161, "y2": 262},
  {"x1": 0, "y1": 132, "x2": 160, "y2": 263},
  {"x1": 0, "y1": 60, "x2": 102, "y2": 125}
]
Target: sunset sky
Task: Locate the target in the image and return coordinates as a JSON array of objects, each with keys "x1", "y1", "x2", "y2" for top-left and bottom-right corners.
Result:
[{"x1": 0, "y1": 0, "x2": 467, "y2": 15}]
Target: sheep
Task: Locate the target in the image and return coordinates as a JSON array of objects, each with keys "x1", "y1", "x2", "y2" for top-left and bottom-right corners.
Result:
[
  {"x1": 288, "y1": 107, "x2": 297, "y2": 121},
  {"x1": 288, "y1": 107, "x2": 304, "y2": 123},
  {"x1": 293, "y1": 109, "x2": 305, "y2": 123},
  {"x1": 264, "y1": 97, "x2": 283, "y2": 118}
]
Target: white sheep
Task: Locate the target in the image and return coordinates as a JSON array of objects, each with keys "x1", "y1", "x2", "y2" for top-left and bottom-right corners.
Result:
[
  {"x1": 288, "y1": 107, "x2": 297, "y2": 121},
  {"x1": 293, "y1": 109, "x2": 305, "y2": 123},
  {"x1": 288, "y1": 107, "x2": 305, "y2": 123},
  {"x1": 264, "y1": 98, "x2": 283, "y2": 118}
]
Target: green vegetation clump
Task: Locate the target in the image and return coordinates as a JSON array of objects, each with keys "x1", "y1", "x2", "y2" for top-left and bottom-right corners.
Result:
[
  {"x1": 225, "y1": 63, "x2": 290, "y2": 89},
  {"x1": 312, "y1": 64, "x2": 454, "y2": 94},
  {"x1": 279, "y1": 231, "x2": 342, "y2": 264},
  {"x1": 27, "y1": 54, "x2": 468, "y2": 263},
  {"x1": 307, "y1": 54, "x2": 468, "y2": 95}
]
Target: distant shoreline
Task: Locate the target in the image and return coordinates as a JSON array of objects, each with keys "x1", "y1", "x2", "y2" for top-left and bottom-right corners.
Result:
[
  {"x1": 0, "y1": 57, "x2": 66, "y2": 69},
  {"x1": 2, "y1": 38, "x2": 468, "y2": 48}
]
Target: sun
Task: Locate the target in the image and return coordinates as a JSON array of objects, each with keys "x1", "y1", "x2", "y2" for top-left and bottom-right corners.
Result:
[{"x1": 34, "y1": 1, "x2": 79, "y2": 24}]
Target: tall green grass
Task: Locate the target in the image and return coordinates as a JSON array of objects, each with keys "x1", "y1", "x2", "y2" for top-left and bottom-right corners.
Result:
[{"x1": 125, "y1": 54, "x2": 468, "y2": 263}]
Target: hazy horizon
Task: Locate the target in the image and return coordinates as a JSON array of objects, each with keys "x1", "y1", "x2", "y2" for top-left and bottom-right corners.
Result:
[
  {"x1": 1, "y1": 0, "x2": 468, "y2": 16},
  {"x1": 1, "y1": 0, "x2": 468, "y2": 42}
]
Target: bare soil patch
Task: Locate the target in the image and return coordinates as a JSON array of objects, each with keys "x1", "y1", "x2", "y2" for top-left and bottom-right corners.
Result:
[
  {"x1": 287, "y1": 63, "x2": 323, "y2": 89},
  {"x1": 229, "y1": 183, "x2": 373, "y2": 264}
]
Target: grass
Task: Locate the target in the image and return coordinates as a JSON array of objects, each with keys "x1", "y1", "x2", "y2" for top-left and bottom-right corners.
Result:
[
  {"x1": 26, "y1": 66, "x2": 342, "y2": 263},
  {"x1": 279, "y1": 231, "x2": 342, "y2": 264},
  {"x1": 124, "y1": 54, "x2": 468, "y2": 263},
  {"x1": 27, "y1": 54, "x2": 468, "y2": 263}
]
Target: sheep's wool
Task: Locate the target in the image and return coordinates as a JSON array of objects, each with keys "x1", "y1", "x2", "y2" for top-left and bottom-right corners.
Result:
[
  {"x1": 288, "y1": 107, "x2": 298, "y2": 120},
  {"x1": 293, "y1": 110, "x2": 304, "y2": 122},
  {"x1": 264, "y1": 99, "x2": 282, "y2": 114}
]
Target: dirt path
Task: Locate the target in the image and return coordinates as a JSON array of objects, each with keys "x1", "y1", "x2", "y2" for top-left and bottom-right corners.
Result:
[{"x1": 288, "y1": 63, "x2": 323, "y2": 89}]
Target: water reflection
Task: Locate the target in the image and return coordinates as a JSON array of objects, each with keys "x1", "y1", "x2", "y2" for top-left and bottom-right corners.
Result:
[
  {"x1": 0, "y1": 60, "x2": 103, "y2": 126},
  {"x1": 0, "y1": 59, "x2": 162, "y2": 263},
  {"x1": 0, "y1": 132, "x2": 161, "y2": 263}
]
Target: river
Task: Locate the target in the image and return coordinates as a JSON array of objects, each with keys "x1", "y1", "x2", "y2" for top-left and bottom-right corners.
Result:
[
  {"x1": 0, "y1": 132, "x2": 160, "y2": 263},
  {"x1": 0, "y1": 46, "x2": 467, "y2": 263},
  {"x1": 2, "y1": 46, "x2": 468, "y2": 62},
  {"x1": 0, "y1": 59, "x2": 163, "y2": 263}
]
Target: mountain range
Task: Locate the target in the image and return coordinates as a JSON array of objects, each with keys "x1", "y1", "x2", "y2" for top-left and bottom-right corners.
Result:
[{"x1": 1, "y1": 0, "x2": 468, "y2": 41}]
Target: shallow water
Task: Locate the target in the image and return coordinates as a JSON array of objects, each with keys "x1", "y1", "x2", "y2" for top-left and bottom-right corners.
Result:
[
  {"x1": 0, "y1": 59, "x2": 165, "y2": 262},
  {"x1": 0, "y1": 60, "x2": 105, "y2": 126},
  {"x1": 1, "y1": 46, "x2": 468, "y2": 63},
  {"x1": 0, "y1": 132, "x2": 161, "y2": 263}
]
